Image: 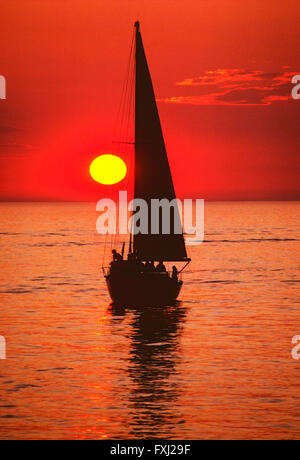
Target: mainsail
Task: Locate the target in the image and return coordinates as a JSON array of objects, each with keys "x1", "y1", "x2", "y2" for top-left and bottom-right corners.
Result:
[{"x1": 133, "y1": 22, "x2": 188, "y2": 261}]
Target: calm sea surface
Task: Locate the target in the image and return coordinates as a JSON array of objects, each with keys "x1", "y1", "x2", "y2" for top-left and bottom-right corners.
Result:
[{"x1": 0, "y1": 202, "x2": 299, "y2": 440}]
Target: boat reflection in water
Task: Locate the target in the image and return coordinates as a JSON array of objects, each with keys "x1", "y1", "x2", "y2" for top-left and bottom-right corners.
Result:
[{"x1": 110, "y1": 302, "x2": 187, "y2": 439}]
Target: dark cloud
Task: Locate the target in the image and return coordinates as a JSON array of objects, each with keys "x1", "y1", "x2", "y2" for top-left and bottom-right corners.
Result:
[
  {"x1": 217, "y1": 88, "x2": 270, "y2": 105},
  {"x1": 0, "y1": 125, "x2": 21, "y2": 133},
  {"x1": 253, "y1": 72, "x2": 283, "y2": 80},
  {"x1": 160, "y1": 68, "x2": 295, "y2": 106}
]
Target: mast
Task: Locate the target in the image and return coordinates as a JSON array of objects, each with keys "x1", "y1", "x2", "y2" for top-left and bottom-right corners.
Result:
[{"x1": 133, "y1": 22, "x2": 188, "y2": 262}]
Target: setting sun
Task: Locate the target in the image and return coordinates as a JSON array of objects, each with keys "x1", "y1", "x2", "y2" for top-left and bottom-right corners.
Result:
[{"x1": 89, "y1": 154, "x2": 127, "y2": 185}]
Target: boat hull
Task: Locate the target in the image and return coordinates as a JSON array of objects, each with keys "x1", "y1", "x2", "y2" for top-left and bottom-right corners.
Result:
[{"x1": 105, "y1": 271, "x2": 182, "y2": 306}]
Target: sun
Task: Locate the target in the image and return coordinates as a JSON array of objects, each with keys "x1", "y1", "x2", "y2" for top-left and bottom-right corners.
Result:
[{"x1": 89, "y1": 154, "x2": 127, "y2": 185}]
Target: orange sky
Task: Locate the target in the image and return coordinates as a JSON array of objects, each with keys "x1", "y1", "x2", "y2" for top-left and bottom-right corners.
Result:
[{"x1": 0, "y1": 0, "x2": 299, "y2": 200}]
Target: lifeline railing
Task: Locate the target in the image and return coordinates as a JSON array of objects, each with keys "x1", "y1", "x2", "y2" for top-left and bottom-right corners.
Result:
[{"x1": 102, "y1": 266, "x2": 183, "y2": 280}]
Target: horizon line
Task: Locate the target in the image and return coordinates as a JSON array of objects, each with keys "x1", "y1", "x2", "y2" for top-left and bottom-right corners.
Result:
[{"x1": 1, "y1": 199, "x2": 300, "y2": 204}]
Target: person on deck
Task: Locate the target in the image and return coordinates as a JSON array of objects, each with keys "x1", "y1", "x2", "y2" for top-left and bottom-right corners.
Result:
[
  {"x1": 144, "y1": 260, "x2": 152, "y2": 272},
  {"x1": 172, "y1": 265, "x2": 178, "y2": 281},
  {"x1": 156, "y1": 260, "x2": 166, "y2": 272},
  {"x1": 149, "y1": 260, "x2": 155, "y2": 271},
  {"x1": 127, "y1": 252, "x2": 135, "y2": 262},
  {"x1": 112, "y1": 249, "x2": 122, "y2": 262}
]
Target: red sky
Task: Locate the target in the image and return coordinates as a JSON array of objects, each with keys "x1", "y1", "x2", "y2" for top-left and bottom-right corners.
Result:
[{"x1": 0, "y1": 0, "x2": 299, "y2": 201}]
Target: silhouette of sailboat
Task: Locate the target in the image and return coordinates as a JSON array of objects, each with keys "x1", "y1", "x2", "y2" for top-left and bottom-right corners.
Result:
[{"x1": 103, "y1": 22, "x2": 191, "y2": 306}]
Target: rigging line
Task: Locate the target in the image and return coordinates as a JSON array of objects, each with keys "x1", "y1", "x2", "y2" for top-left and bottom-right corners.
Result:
[
  {"x1": 121, "y1": 39, "x2": 135, "y2": 181},
  {"x1": 102, "y1": 26, "x2": 135, "y2": 265},
  {"x1": 116, "y1": 30, "x2": 134, "y2": 147},
  {"x1": 112, "y1": 141, "x2": 135, "y2": 144},
  {"x1": 102, "y1": 230, "x2": 108, "y2": 268},
  {"x1": 123, "y1": 35, "x2": 136, "y2": 256},
  {"x1": 118, "y1": 43, "x2": 132, "y2": 168},
  {"x1": 125, "y1": 35, "x2": 135, "y2": 146},
  {"x1": 108, "y1": 29, "x2": 135, "y2": 255},
  {"x1": 125, "y1": 39, "x2": 135, "y2": 141},
  {"x1": 113, "y1": 29, "x2": 135, "y2": 253},
  {"x1": 102, "y1": 207, "x2": 111, "y2": 268},
  {"x1": 119, "y1": 35, "x2": 135, "y2": 254},
  {"x1": 112, "y1": 28, "x2": 135, "y2": 152}
]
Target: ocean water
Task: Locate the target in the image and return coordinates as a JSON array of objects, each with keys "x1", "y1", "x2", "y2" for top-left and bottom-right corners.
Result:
[{"x1": 0, "y1": 201, "x2": 299, "y2": 440}]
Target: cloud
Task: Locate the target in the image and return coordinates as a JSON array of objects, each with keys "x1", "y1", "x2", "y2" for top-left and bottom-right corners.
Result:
[
  {"x1": 0, "y1": 125, "x2": 29, "y2": 158},
  {"x1": 0, "y1": 142, "x2": 35, "y2": 155},
  {"x1": 0, "y1": 125, "x2": 21, "y2": 133},
  {"x1": 160, "y1": 69, "x2": 296, "y2": 106},
  {"x1": 0, "y1": 126, "x2": 33, "y2": 156}
]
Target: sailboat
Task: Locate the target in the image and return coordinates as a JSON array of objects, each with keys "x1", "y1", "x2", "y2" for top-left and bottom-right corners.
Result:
[{"x1": 103, "y1": 21, "x2": 191, "y2": 306}]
